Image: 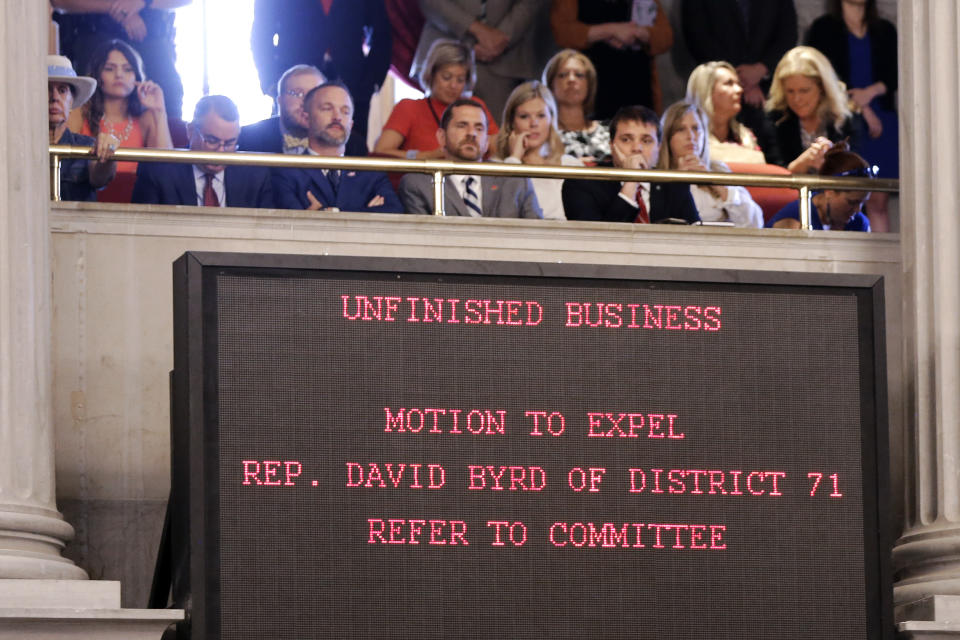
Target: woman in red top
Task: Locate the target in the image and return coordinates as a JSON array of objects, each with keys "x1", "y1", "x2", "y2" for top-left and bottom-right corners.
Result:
[
  {"x1": 374, "y1": 39, "x2": 499, "y2": 160},
  {"x1": 69, "y1": 39, "x2": 172, "y2": 203}
]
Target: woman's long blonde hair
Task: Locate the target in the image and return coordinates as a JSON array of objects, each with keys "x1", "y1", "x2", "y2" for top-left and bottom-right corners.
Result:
[
  {"x1": 492, "y1": 81, "x2": 565, "y2": 164},
  {"x1": 686, "y1": 61, "x2": 753, "y2": 144},
  {"x1": 765, "y1": 46, "x2": 851, "y2": 130},
  {"x1": 657, "y1": 101, "x2": 711, "y2": 170}
]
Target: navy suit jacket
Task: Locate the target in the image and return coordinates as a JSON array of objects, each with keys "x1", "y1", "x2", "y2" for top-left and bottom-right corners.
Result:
[
  {"x1": 562, "y1": 172, "x2": 700, "y2": 224},
  {"x1": 271, "y1": 163, "x2": 403, "y2": 213},
  {"x1": 238, "y1": 117, "x2": 283, "y2": 154},
  {"x1": 131, "y1": 161, "x2": 274, "y2": 208}
]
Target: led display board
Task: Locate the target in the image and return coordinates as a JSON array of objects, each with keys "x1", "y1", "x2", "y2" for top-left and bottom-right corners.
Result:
[{"x1": 170, "y1": 252, "x2": 891, "y2": 639}]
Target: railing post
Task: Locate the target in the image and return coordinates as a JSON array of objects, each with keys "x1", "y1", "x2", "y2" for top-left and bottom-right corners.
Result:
[
  {"x1": 799, "y1": 185, "x2": 811, "y2": 230},
  {"x1": 432, "y1": 170, "x2": 445, "y2": 216},
  {"x1": 50, "y1": 153, "x2": 61, "y2": 202}
]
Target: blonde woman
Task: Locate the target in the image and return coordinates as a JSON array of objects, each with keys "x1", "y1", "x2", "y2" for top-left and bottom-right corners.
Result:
[
  {"x1": 685, "y1": 61, "x2": 765, "y2": 165},
  {"x1": 658, "y1": 101, "x2": 762, "y2": 228},
  {"x1": 541, "y1": 49, "x2": 609, "y2": 166},
  {"x1": 764, "y1": 46, "x2": 855, "y2": 174},
  {"x1": 492, "y1": 81, "x2": 583, "y2": 220}
]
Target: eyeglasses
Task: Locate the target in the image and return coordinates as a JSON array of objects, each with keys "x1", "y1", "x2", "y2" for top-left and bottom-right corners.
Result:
[
  {"x1": 282, "y1": 89, "x2": 308, "y2": 100},
  {"x1": 197, "y1": 133, "x2": 238, "y2": 151}
]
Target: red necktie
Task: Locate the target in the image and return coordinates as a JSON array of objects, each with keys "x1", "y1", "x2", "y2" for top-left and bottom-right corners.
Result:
[
  {"x1": 203, "y1": 174, "x2": 219, "y2": 207},
  {"x1": 320, "y1": 0, "x2": 333, "y2": 14},
  {"x1": 634, "y1": 185, "x2": 650, "y2": 224}
]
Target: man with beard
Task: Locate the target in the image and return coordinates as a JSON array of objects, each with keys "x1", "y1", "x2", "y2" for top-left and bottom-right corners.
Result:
[
  {"x1": 397, "y1": 98, "x2": 542, "y2": 218},
  {"x1": 272, "y1": 83, "x2": 402, "y2": 212},
  {"x1": 238, "y1": 64, "x2": 332, "y2": 155},
  {"x1": 131, "y1": 95, "x2": 274, "y2": 207}
]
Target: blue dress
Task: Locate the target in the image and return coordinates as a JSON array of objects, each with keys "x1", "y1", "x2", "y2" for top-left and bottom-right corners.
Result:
[
  {"x1": 848, "y1": 32, "x2": 899, "y2": 179},
  {"x1": 765, "y1": 199, "x2": 871, "y2": 232}
]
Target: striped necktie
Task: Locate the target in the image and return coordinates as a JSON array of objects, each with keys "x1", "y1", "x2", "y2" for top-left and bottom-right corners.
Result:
[{"x1": 463, "y1": 176, "x2": 482, "y2": 217}]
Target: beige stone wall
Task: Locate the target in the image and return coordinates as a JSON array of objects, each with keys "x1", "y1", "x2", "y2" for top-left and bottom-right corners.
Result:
[{"x1": 49, "y1": 202, "x2": 904, "y2": 606}]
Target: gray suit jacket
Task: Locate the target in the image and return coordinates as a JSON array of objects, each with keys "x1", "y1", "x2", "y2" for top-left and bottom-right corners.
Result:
[
  {"x1": 411, "y1": 0, "x2": 552, "y2": 82},
  {"x1": 398, "y1": 172, "x2": 543, "y2": 219}
]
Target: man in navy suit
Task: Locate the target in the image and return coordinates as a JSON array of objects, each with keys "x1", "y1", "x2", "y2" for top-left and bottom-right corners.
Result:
[
  {"x1": 238, "y1": 64, "x2": 326, "y2": 156},
  {"x1": 271, "y1": 83, "x2": 402, "y2": 213},
  {"x1": 562, "y1": 105, "x2": 699, "y2": 224},
  {"x1": 132, "y1": 95, "x2": 273, "y2": 208}
]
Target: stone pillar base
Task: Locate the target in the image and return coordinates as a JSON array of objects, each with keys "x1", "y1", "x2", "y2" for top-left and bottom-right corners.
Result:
[
  {"x1": 0, "y1": 505, "x2": 86, "y2": 580},
  {"x1": 897, "y1": 596, "x2": 960, "y2": 639},
  {"x1": 894, "y1": 527, "x2": 960, "y2": 604}
]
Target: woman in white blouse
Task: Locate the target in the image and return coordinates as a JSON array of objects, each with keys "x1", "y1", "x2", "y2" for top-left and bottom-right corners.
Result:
[
  {"x1": 657, "y1": 100, "x2": 763, "y2": 228},
  {"x1": 491, "y1": 81, "x2": 583, "y2": 220}
]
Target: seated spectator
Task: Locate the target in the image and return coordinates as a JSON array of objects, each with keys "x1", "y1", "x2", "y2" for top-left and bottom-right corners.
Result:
[
  {"x1": 131, "y1": 95, "x2": 273, "y2": 208},
  {"x1": 685, "y1": 61, "x2": 766, "y2": 165},
  {"x1": 658, "y1": 101, "x2": 762, "y2": 228},
  {"x1": 272, "y1": 83, "x2": 402, "y2": 213},
  {"x1": 398, "y1": 99, "x2": 542, "y2": 218},
  {"x1": 541, "y1": 49, "x2": 609, "y2": 166},
  {"x1": 375, "y1": 40, "x2": 499, "y2": 160},
  {"x1": 238, "y1": 64, "x2": 326, "y2": 155},
  {"x1": 48, "y1": 55, "x2": 117, "y2": 201},
  {"x1": 491, "y1": 81, "x2": 583, "y2": 220},
  {"x1": 562, "y1": 105, "x2": 699, "y2": 224},
  {"x1": 550, "y1": 0, "x2": 673, "y2": 117},
  {"x1": 764, "y1": 46, "x2": 857, "y2": 175},
  {"x1": 69, "y1": 39, "x2": 173, "y2": 203},
  {"x1": 766, "y1": 142, "x2": 874, "y2": 231}
]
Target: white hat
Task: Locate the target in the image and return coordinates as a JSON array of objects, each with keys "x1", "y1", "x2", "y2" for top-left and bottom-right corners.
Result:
[{"x1": 47, "y1": 54, "x2": 97, "y2": 108}]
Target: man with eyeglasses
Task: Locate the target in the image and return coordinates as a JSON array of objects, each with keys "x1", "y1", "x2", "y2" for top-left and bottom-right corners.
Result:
[
  {"x1": 132, "y1": 95, "x2": 273, "y2": 207},
  {"x1": 272, "y1": 82, "x2": 401, "y2": 213},
  {"x1": 238, "y1": 64, "x2": 330, "y2": 155}
]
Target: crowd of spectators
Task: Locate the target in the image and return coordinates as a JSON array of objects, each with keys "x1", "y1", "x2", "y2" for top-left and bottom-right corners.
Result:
[{"x1": 49, "y1": 0, "x2": 897, "y2": 233}]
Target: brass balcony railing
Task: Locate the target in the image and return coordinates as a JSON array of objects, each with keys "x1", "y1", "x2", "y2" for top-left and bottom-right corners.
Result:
[{"x1": 49, "y1": 145, "x2": 899, "y2": 230}]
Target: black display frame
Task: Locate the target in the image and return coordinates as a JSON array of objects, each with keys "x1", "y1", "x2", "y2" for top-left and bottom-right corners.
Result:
[{"x1": 170, "y1": 251, "x2": 892, "y2": 640}]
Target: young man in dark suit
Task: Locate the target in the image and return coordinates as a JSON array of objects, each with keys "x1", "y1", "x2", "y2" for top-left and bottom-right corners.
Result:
[
  {"x1": 562, "y1": 105, "x2": 699, "y2": 224},
  {"x1": 397, "y1": 98, "x2": 542, "y2": 218},
  {"x1": 131, "y1": 95, "x2": 274, "y2": 208},
  {"x1": 271, "y1": 83, "x2": 402, "y2": 213}
]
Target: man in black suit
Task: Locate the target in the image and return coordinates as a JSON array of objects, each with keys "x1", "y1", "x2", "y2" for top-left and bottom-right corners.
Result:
[
  {"x1": 132, "y1": 95, "x2": 273, "y2": 208},
  {"x1": 238, "y1": 64, "x2": 326, "y2": 155},
  {"x1": 562, "y1": 106, "x2": 699, "y2": 224}
]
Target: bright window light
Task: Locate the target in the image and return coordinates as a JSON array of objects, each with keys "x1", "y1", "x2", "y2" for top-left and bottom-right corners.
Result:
[{"x1": 173, "y1": 0, "x2": 273, "y2": 125}]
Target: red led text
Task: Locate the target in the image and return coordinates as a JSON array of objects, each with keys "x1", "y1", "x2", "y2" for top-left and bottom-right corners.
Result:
[
  {"x1": 565, "y1": 302, "x2": 721, "y2": 331},
  {"x1": 548, "y1": 522, "x2": 726, "y2": 550},
  {"x1": 628, "y1": 468, "x2": 786, "y2": 496},
  {"x1": 384, "y1": 407, "x2": 507, "y2": 435},
  {"x1": 367, "y1": 518, "x2": 469, "y2": 545},
  {"x1": 242, "y1": 460, "x2": 302, "y2": 486},
  {"x1": 346, "y1": 462, "x2": 446, "y2": 489},
  {"x1": 586, "y1": 412, "x2": 684, "y2": 439}
]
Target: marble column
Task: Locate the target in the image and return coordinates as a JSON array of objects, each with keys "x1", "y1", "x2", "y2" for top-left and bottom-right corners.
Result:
[
  {"x1": 0, "y1": 0, "x2": 86, "y2": 579},
  {"x1": 893, "y1": 0, "x2": 960, "y2": 627}
]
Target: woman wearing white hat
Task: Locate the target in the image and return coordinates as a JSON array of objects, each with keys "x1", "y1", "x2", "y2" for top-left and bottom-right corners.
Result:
[{"x1": 48, "y1": 54, "x2": 117, "y2": 201}]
